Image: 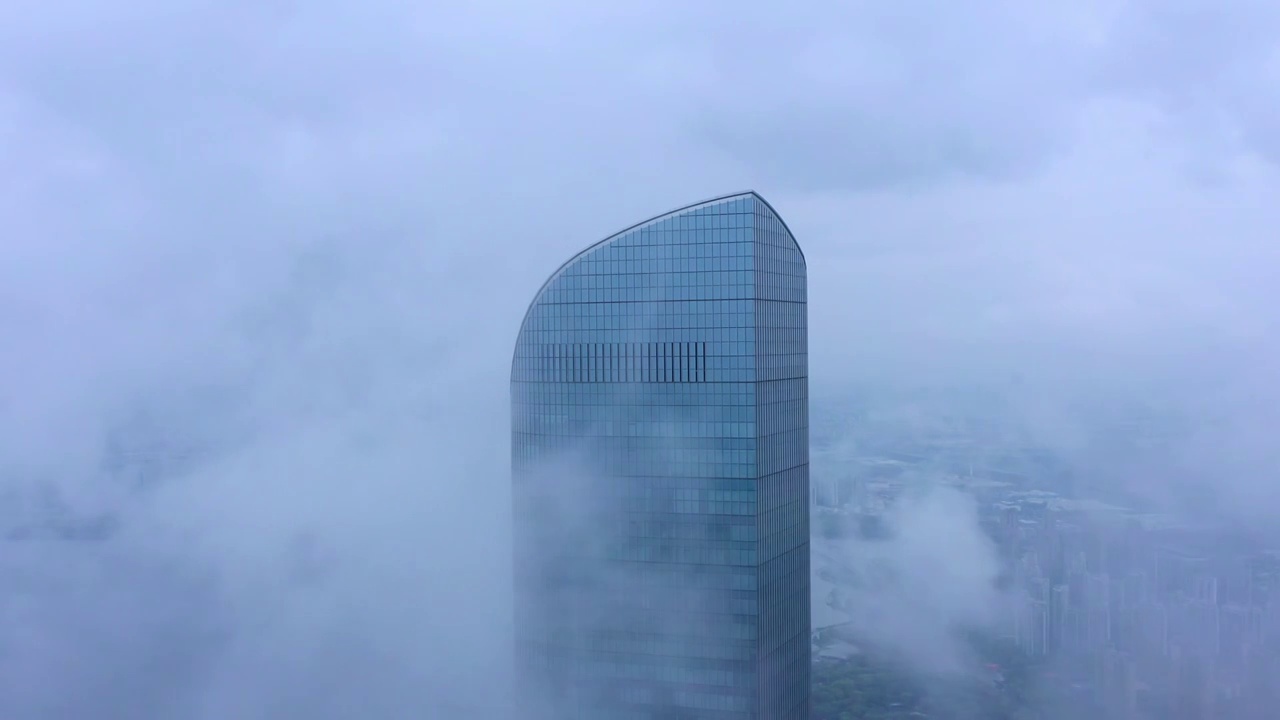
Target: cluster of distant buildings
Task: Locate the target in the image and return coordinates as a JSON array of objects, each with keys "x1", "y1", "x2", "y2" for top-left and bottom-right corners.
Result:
[
  {"x1": 811, "y1": 423, "x2": 1280, "y2": 720},
  {"x1": 997, "y1": 501, "x2": 1280, "y2": 719}
]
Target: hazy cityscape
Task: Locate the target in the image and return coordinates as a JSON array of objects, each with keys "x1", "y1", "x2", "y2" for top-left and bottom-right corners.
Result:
[
  {"x1": 809, "y1": 390, "x2": 1279, "y2": 719},
  {"x1": 4, "y1": 2, "x2": 1280, "y2": 720}
]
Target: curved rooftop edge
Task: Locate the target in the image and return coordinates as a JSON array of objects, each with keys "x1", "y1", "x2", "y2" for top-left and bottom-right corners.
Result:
[{"x1": 512, "y1": 190, "x2": 805, "y2": 357}]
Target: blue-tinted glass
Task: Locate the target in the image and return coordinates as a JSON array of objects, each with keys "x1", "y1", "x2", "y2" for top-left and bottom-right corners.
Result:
[{"x1": 512, "y1": 193, "x2": 810, "y2": 720}]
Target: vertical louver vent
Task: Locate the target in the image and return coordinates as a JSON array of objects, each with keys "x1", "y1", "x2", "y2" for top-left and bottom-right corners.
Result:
[{"x1": 540, "y1": 342, "x2": 707, "y2": 383}]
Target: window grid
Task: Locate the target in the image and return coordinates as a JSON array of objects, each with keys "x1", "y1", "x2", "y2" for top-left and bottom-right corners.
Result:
[{"x1": 512, "y1": 193, "x2": 810, "y2": 720}]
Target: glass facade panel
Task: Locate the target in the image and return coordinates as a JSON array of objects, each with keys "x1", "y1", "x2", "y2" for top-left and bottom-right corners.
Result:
[{"x1": 512, "y1": 192, "x2": 810, "y2": 720}]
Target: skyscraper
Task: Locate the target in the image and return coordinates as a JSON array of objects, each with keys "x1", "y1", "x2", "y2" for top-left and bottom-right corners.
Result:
[{"x1": 511, "y1": 192, "x2": 810, "y2": 719}]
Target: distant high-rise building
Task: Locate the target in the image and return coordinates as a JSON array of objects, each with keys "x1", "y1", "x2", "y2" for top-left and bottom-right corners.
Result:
[
  {"x1": 1173, "y1": 655, "x2": 1212, "y2": 720},
  {"x1": 1050, "y1": 584, "x2": 1070, "y2": 652},
  {"x1": 511, "y1": 192, "x2": 811, "y2": 719},
  {"x1": 1102, "y1": 649, "x2": 1137, "y2": 719}
]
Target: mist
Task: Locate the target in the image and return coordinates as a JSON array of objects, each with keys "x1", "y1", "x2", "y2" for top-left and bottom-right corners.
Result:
[
  {"x1": 0, "y1": 236, "x2": 514, "y2": 718},
  {"x1": 3, "y1": 1, "x2": 1280, "y2": 719},
  {"x1": 819, "y1": 483, "x2": 1008, "y2": 674}
]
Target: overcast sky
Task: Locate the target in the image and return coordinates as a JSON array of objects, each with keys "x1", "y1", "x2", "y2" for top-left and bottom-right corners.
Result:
[
  {"x1": 5, "y1": 0, "x2": 1278, "y2": 383},
  {"x1": 2, "y1": 1, "x2": 1279, "y2": 717}
]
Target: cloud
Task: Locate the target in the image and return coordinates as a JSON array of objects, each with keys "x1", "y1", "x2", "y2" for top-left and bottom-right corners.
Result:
[
  {"x1": 0, "y1": 232, "x2": 514, "y2": 717},
  {"x1": 1098, "y1": 0, "x2": 1280, "y2": 167},
  {"x1": 686, "y1": 2, "x2": 1106, "y2": 191},
  {"x1": 823, "y1": 483, "x2": 1007, "y2": 675},
  {"x1": 0, "y1": 0, "x2": 1278, "y2": 717}
]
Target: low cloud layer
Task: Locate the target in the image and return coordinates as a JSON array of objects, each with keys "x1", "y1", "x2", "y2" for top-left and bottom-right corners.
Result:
[
  {"x1": 821, "y1": 483, "x2": 1008, "y2": 675},
  {"x1": 2, "y1": 0, "x2": 1278, "y2": 718},
  {"x1": 0, "y1": 238, "x2": 514, "y2": 718}
]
